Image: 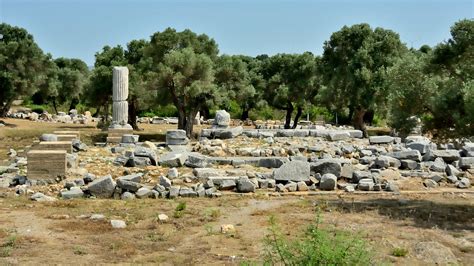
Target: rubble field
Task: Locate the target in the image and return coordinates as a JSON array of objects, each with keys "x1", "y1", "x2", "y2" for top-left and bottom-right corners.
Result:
[{"x1": 1, "y1": 118, "x2": 473, "y2": 264}]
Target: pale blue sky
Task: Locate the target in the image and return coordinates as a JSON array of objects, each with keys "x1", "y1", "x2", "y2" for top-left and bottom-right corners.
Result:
[{"x1": 1, "y1": 0, "x2": 472, "y2": 65}]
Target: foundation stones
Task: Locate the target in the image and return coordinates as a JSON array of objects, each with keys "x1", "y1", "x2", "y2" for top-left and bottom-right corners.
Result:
[
  {"x1": 273, "y1": 160, "x2": 310, "y2": 182},
  {"x1": 369, "y1": 136, "x2": 394, "y2": 144},
  {"x1": 166, "y1": 129, "x2": 189, "y2": 145}
]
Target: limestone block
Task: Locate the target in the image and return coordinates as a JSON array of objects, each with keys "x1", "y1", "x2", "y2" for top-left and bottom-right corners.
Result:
[
  {"x1": 36, "y1": 141, "x2": 73, "y2": 153},
  {"x1": 53, "y1": 131, "x2": 80, "y2": 140},
  {"x1": 56, "y1": 135, "x2": 77, "y2": 142},
  {"x1": 27, "y1": 150, "x2": 67, "y2": 180}
]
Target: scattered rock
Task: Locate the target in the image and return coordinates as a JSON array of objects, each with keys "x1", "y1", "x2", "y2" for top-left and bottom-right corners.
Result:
[
  {"x1": 319, "y1": 173, "x2": 337, "y2": 190},
  {"x1": 110, "y1": 219, "x2": 127, "y2": 229}
]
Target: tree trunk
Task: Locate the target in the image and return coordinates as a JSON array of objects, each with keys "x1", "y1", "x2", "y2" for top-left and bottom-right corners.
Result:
[
  {"x1": 200, "y1": 106, "x2": 210, "y2": 120},
  {"x1": 284, "y1": 101, "x2": 294, "y2": 129},
  {"x1": 93, "y1": 105, "x2": 101, "y2": 117},
  {"x1": 292, "y1": 106, "x2": 303, "y2": 129},
  {"x1": 128, "y1": 97, "x2": 139, "y2": 130},
  {"x1": 52, "y1": 99, "x2": 59, "y2": 114},
  {"x1": 241, "y1": 109, "x2": 250, "y2": 120},
  {"x1": 0, "y1": 100, "x2": 13, "y2": 117},
  {"x1": 353, "y1": 107, "x2": 368, "y2": 138},
  {"x1": 177, "y1": 107, "x2": 186, "y2": 131},
  {"x1": 363, "y1": 109, "x2": 375, "y2": 126},
  {"x1": 184, "y1": 111, "x2": 197, "y2": 138},
  {"x1": 69, "y1": 98, "x2": 78, "y2": 111},
  {"x1": 347, "y1": 105, "x2": 354, "y2": 125}
]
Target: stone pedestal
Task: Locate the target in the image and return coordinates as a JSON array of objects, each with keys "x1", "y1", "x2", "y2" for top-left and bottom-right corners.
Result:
[
  {"x1": 54, "y1": 130, "x2": 80, "y2": 140},
  {"x1": 34, "y1": 141, "x2": 73, "y2": 153},
  {"x1": 27, "y1": 150, "x2": 67, "y2": 180},
  {"x1": 56, "y1": 135, "x2": 78, "y2": 142},
  {"x1": 107, "y1": 128, "x2": 133, "y2": 143}
]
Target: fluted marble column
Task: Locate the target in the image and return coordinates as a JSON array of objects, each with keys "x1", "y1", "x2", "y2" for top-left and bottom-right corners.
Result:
[{"x1": 109, "y1": 66, "x2": 132, "y2": 129}]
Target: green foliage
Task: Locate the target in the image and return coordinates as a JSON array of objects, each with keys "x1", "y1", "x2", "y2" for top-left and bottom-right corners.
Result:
[
  {"x1": 148, "y1": 47, "x2": 218, "y2": 136},
  {"x1": 263, "y1": 215, "x2": 372, "y2": 265},
  {"x1": 387, "y1": 19, "x2": 473, "y2": 138},
  {"x1": 391, "y1": 247, "x2": 408, "y2": 257},
  {"x1": 173, "y1": 201, "x2": 187, "y2": 218},
  {"x1": 139, "y1": 104, "x2": 178, "y2": 117},
  {"x1": 0, "y1": 234, "x2": 18, "y2": 257},
  {"x1": 0, "y1": 23, "x2": 47, "y2": 116},
  {"x1": 321, "y1": 23, "x2": 406, "y2": 132},
  {"x1": 262, "y1": 52, "x2": 320, "y2": 128}
]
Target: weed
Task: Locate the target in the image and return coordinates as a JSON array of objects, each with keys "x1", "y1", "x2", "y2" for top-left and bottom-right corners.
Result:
[
  {"x1": 0, "y1": 234, "x2": 18, "y2": 257},
  {"x1": 173, "y1": 201, "x2": 186, "y2": 218},
  {"x1": 204, "y1": 224, "x2": 215, "y2": 235},
  {"x1": 73, "y1": 245, "x2": 87, "y2": 255},
  {"x1": 203, "y1": 208, "x2": 221, "y2": 221},
  {"x1": 175, "y1": 201, "x2": 186, "y2": 212},
  {"x1": 392, "y1": 247, "x2": 409, "y2": 257},
  {"x1": 263, "y1": 214, "x2": 372, "y2": 265}
]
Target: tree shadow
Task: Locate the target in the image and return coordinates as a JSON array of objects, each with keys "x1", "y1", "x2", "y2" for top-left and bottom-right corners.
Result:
[{"x1": 329, "y1": 197, "x2": 474, "y2": 232}]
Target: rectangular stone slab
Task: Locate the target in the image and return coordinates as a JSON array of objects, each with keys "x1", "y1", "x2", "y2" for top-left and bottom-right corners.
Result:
[
  {"x1": 53, "y1": 131, "x2": 80, "y2": 140},
  {"x1": 56, "y1": 134, "x2": 77, "y2": 142},
  {"x1": 27, "y1": 150, "x2": 67, "y2": 180},
  {"x1": 34, "y1": 141, "x2": 73, "y2": 153}
]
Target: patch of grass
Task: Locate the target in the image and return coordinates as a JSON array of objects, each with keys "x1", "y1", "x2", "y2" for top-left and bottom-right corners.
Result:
[
  {"x1": 204, "y1": 224, "x2": 215, "y2": 236},
  {"x1": 0, "y1": 234, "x2": 18, "y2": 257},
  {"x1": 263, "y1": 214, "x2": 372, "y2": 265},
  {"x1": 73, "y1": 245, "x2": 87, "y2": 255},
  {"x1": 173, "y1": 201, "x2": 186, "y2": 218},
  {"x1": 202, "y1": 208, "x2": 221, "y2": 221},
  {"x1": 392, "y1": 247, "x2": 409, "y2": 257}
]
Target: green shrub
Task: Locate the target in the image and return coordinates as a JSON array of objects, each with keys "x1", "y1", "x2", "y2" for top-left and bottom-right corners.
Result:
[
  {"x1": 263, "y1": 215, "x2": 372, "y2": 265},
  {"x1": 173, "y1": 201, "x2": 187, "y2": 218},
  {"x1": 391, "y1": 247, "x2": 408, "y2": 257}
]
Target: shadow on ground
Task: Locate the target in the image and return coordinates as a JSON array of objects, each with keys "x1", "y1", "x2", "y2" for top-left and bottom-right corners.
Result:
[{"x1": 320, "y1": 197, "x2": 474, "y2": 232}]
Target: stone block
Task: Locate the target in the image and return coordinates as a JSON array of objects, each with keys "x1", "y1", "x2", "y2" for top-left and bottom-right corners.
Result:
[
  {"x1": 27, "y1": 150, "x2": 67, "y2": 180},
  {"x1": 35, "y1": 141, "x2": 73, "y2": 153}
]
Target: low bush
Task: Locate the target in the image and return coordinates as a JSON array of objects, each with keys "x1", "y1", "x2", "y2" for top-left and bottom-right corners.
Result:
[{"x1": 263, "y1": 214, "x2": 372, "y2": 265}]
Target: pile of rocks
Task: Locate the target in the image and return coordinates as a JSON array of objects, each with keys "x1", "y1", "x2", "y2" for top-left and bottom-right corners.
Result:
[{"x1": 7, "y1": 109, "x2": 94, "y2": 124}]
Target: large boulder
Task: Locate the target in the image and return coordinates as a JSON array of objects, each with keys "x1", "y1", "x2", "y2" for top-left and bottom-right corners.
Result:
[
  {"x1": 310, "y1": 159, "x2": 341, "y2": 177},
  {"x1": 273, "y1": 161, "x2": 310, "y2": 182},
  {"x1": 185, "y1": 153, "x2": 210, "y2": 168},
  {"x1": 213, "y1": 110, "x2": 230, "y2": 128},
  {"x1": 431, "y1": 150, "x2": 461, "y2": 163},
  {"x1": 237, "y1": 177, "x2": 255, "y2": 193},
  {"x1": 459, "y1": 157, "x2": 474, "y2": 170},
  {"x1": 159, "y1": 152, "x2": 188, "y2": 167},
  {"x1": 133, "y1": 146, "x2": 158, "y2": 166},
  {"x1": 86, "y1": 175, "x2": 116, "y2": 198},
  {"x1": 319, "y1": 173, "x2": 337, "y2": 190}
]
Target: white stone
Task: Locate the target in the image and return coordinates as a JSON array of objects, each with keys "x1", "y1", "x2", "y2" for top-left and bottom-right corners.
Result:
[{"x1": 112, "y1": 67, "x2": 129, "y2": 101}]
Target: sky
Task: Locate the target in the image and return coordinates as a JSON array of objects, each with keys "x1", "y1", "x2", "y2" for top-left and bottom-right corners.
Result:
[{"x1": 1, "y1": 0, "x2": 473, "y2": 66}]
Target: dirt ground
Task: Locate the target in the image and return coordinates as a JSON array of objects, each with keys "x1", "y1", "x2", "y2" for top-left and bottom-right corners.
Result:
[{"x1": 1, "y1": 118, "x2": 474, "y2": 264}]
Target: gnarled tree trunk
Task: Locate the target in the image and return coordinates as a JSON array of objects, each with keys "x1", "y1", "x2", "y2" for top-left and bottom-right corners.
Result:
[
  {"x1": 292, "y1": 106, "x2": 303, "y2": 129},
  {"x1": 353, "y1": 107, "x2": 368, "y2": 138},
  {"x1": 284, "y1": 101, "x2": 294, "y2": 129},
  {"x1": 128, "y1": 97, "x2": 139, "y2": 130},
  {"x1": 241, "y1": 109, "x2": 250, "y2": 121}
]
